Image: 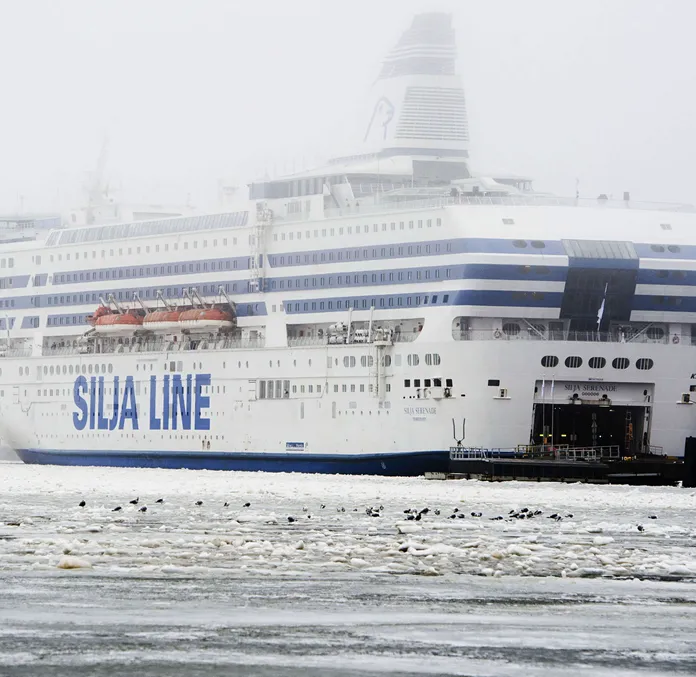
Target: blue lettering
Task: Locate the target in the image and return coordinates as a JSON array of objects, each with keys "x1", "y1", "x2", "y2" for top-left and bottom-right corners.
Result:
[
  {"x1": 194, "y1": 373, "x2": 211, "y2": 430},
  {"x1": 118, "y1": 376, "x2": 139, "y2": 430},
  {"x1": 97, "y1": 377, "x2": 109, "y2": 430},
  {"x1": 72, "y1": 376, "x2": 88, "y2": 430},
  {"x1": 89, "y1": 376, "x2": 96, "y2": 430},
  {"x1": 171, "y1": 374, "x2": 192, "y2": 430},
  {"x1": 108, "y1": 376, "x2": 120, "y2": 431},
  {"x1": 149, "y1": 375, "x2": 161, "y2": 430},
  {"x1": 162, "y1": 375, "x2": 170, "y2": 430}
]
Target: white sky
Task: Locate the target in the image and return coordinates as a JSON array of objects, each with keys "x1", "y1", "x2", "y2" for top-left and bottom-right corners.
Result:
[{"x1": 0, "y1": 0, "x2": 694, "y2": 213}]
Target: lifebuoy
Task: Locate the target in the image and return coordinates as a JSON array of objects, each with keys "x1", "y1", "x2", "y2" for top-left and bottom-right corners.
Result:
[
  {"x1": 672, "y1": 334, "x2": 680, "y2": 344},
  {"x1": 493, "y1": 329, "x2": 502, "y2": 339}
]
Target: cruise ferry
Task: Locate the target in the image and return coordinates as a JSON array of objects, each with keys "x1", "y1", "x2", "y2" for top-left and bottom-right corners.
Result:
[{"x1": 1, "y1": 13, "x2": 695, "y2": 475}]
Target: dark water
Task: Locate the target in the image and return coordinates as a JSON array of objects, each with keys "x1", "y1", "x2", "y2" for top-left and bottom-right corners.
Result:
[{"x1": 1, "y1": 573, "x2": 695, "y2": 676}]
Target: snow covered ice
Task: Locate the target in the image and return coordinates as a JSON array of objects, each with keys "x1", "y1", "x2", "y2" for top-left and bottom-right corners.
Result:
[
  {"x1": 1, "y1": 462, "x2": 696, "y2": 675},
  {"x1": 2, "y1": 463, "x2": 696, "y2": 580}
]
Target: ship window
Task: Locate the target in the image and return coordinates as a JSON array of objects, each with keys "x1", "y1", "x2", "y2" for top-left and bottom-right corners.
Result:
[
  {"x1": 646, "y1": 327, "x2": 665, "y2": 339},
  {"x1": 612, "y1": 357, "x2": 630, "y2": 369},
  {"x1": 636, "y1": 358, "x2": 654, "y2": 370},
  {"x1": 667, "y1": 245, "x2": 681, "y2": 253},
  {"x1": 404, "y1": 379, "x2": 410, "y2": 387},
  {"x1": 407, "y1": 354, "x2": 419, "y2": 366},
  {"x1": 565, "y1": 356, "x2": 582, "y2": 368},
  {"x1": 512, "y1": 240, "x2": 527, "y2": 248},
  {"x1": 488, "y1": 379, "x2": 500, "y2": 386},
  {"x1": 650, "y1": 244, "x2": 665, "y2": 252},
  {"x1": 660, "y1": 223, "x2": 672, "y2": 230},
  {"x1": 588, "y1": 357, "x2": 606, "y2": 369},
  {"x1": 530, "y1": 240, "x2": 545, "y2": 249}
]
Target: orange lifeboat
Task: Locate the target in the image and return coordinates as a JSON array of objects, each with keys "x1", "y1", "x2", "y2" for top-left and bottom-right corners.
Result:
[
  {"x1": 87, "y1": 305, "x2": 111, "y2": 326},
  {"x1": 94, "y1": 311, "x2": 143, "y2": 335},
  {"x1": 142, "y1": 310, "x2": 182, "y2": 332},
  {"x1": 179, "y1": 308, "x2": 235, "y2": 332}
]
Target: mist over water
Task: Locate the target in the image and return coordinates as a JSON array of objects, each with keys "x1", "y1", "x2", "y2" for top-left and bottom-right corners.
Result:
[{"x1": 1, "y1": 0, "x2": 694, "y2": 213}]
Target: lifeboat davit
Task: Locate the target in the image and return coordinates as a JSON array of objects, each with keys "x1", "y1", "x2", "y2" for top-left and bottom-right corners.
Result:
[
  {"x1": 142, "y1": 310, "x2": 182, "y2": 332},
  {"x1": 94, "y1": 312, "x2": 143, "y2": 334},
  {"x1": 179, "y1": 308, "x2": 235, "y2": 331}
]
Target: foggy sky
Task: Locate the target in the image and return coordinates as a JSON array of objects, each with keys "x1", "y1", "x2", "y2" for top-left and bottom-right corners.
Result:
[{"x1": 1, "y1": 0, "x2": 694, "y2": 214}]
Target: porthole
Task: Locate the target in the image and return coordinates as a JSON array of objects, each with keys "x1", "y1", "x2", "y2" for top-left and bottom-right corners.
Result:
[
  {"x1": 636, "y1": 358, "x2": 654, "y2": 370},
  {"x1": 565, "y1": 356, "x2": 582, "y2": 368},
  {"x1": 646, "y1": 327, "x2": 664, "y2": 339},
  {"x1": 667, "y1": 245, "x2": 681, "y2": 253},
  {"x1": 19, "y1": 367, "x2": 23, "y2": 376},
  {"x1": 650, "y1": 244, "x2": 665, "y2": 253},
  {"x1": 612, "y1": 357, "x2": 630, "y2": 369},
  {"x1": 588, "y1": 357, "x2": 606, "y2": 369},
  {"x1": 541, "y1": 355, "x2": 559, "y2": 368},
  {"x1": 512, "y1": 240, "x2": 527, "y2": 248},
  {"x1": 530, "y1": 240, "x2": 546, "y2": 249},
  {"x1": 502, "y1": 322, "x2": 521, "y2": 336}
]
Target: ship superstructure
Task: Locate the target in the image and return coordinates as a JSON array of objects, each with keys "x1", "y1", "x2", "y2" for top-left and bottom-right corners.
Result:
[{"x1": 0, "y1": 13, "x2": 695, "y2": 473}]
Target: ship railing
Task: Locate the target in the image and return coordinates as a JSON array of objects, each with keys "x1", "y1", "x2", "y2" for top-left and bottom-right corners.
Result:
[
  {"x1": 273, "y1": 194, "x2": 696, "y2": 222},
  {"x1": 42, "y1": 337, "x2": 266, "y2": 357},
  {"x1": 0, "y1": 346, "x2": 32, "y2": 358},
  {"x1": 287, "y1": 332, "x2": 419, "y2": 347},
  {"x1": 455, "y1": 329, "x2": 675, "y2": 344}
]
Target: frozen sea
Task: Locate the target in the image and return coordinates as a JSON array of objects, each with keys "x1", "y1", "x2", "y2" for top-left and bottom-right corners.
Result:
[{"x1": 1, "y1": 461, "x2": 696, "y2": 676}]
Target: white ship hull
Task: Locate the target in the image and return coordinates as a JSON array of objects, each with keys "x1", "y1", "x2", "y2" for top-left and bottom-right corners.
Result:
[{"x1": 0, "y1": 334, "x2": 692, "y2": 473}]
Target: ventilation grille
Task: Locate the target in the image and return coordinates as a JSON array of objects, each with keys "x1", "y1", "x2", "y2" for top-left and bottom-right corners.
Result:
[{"x1": 395, "y1": 86, "x2": 469, "y2": 142}]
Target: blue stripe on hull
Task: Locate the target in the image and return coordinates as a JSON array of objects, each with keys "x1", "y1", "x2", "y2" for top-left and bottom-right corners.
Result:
[{"x1": 15, "y1": 448, "x2": 449, "y2": 476}]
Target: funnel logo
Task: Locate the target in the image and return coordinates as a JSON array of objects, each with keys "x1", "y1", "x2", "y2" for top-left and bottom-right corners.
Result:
[{"x1": 363, "y1": 97, "x2": 395, "y2": 143}]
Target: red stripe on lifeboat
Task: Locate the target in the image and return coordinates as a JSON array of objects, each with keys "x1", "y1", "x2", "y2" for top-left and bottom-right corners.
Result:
[
  {"x1": 143, "y1": 310, "x2": 182, "y2": 324},
  {"x1": 95, "y1": 313, "x2": 143, "y2": 327},
  {"x1": 179, "y1": 308, "x2": 233, "y2": 323}
]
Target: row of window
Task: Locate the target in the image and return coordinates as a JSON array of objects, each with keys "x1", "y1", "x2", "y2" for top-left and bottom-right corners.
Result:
[
  {"x1": 48, "y1": 237, "x2": 235, "y2": 265},
  {"x1": 541, "y1": 355, "x2": 654, "y2": 370},
  {"x1": 271, "y1": 218, "x2": 442, "y2": 245},
  {"x1": 269, "y1": 266, "x2": 452, "y2": 290},
  {"x1": 52, "y1": 255, "x2": 243, "y2": 285},
  {"x1": 404, "y1": 378, "x2": 453, "y2": 388},
  {"x1": 270, "y1": 240, "x2": 451, "y2": 267},
  {"x1": 286, "y1": 294, "x2": 450, "y2": 314}
]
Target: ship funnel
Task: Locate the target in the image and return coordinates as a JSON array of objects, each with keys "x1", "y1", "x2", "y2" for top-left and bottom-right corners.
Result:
[{"x1": 361, "y1": 13, "x2": 470, "y2": 162}]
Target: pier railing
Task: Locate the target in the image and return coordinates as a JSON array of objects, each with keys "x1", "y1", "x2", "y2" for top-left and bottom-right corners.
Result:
[{"x1": 450, "y1": 444, "x2": 621, "y2": 461}]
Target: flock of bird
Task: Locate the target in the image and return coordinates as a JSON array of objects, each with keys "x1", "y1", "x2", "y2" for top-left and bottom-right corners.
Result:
[{"x1": 75, "y1": 498, "x2": 660, "y2": 531}]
